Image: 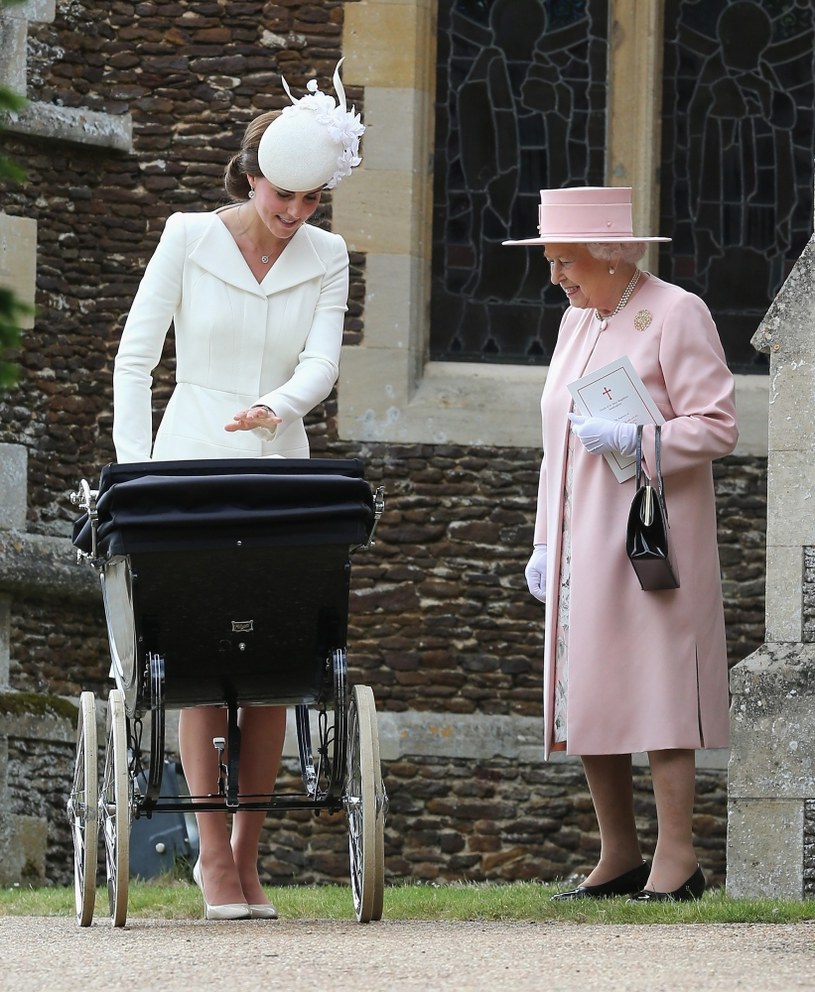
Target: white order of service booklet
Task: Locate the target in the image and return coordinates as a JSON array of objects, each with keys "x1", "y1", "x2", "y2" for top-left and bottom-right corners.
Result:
[{"x1": 567, "y1": 355, "x2": 664, "y2": 483}]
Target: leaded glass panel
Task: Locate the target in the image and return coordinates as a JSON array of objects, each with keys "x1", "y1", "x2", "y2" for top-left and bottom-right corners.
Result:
[
  {"x1": 430, "y1": 0, "x2": 608, "y2": 364},
  {"x1": 660, "y1": 0, "x2": 815, "y2": 372}
]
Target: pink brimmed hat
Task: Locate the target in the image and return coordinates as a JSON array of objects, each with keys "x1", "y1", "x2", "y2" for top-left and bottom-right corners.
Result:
[{"x1": 503, "y1": 186, "x2": 670, "y2": 245}]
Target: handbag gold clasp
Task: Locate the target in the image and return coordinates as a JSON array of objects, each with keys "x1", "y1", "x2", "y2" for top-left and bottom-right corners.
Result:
[{"x1": 641, "y1": 485, "x2": 654, "y2": 527}]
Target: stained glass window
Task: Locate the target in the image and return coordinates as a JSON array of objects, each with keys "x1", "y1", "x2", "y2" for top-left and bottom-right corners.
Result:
[
  {"x1": 430, "y1": 0, "x2": 608, "y2": 364},
  {"x1": 660, "y1": 0, "x2": 815, "y2": 372}
]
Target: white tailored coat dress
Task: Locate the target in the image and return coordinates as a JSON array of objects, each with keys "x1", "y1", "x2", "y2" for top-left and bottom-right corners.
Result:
[
  {"x1": 113, "y1": 210, "x2": 348, "y2": 463},
  {"x1": 534, "y1": 274, "x2": 738, "y2": 759}
]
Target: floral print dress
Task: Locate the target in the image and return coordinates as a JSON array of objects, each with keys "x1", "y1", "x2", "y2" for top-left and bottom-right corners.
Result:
[{"x1": 552, "y1": 429, "x2": 575, "y2": 746}]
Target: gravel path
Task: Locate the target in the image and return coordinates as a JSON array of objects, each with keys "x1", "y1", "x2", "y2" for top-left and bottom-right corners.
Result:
[{"x1": 3, "y1": 917, "x2": 815, "y2": 991}]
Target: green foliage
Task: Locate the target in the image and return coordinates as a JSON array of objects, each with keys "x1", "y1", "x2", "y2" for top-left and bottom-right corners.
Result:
[
  {"x1": 0, "y1": 689, "x2": 78, "y2": 721},
  {"x1": 0, "y1": 0, "x2": 30, "y2": 389},
  {"x1": 0, "y1": 287, "x2": 29, "y2": 388},
  {"x1": 0, "y1": 87, "x2": 26, "y2": 183}
]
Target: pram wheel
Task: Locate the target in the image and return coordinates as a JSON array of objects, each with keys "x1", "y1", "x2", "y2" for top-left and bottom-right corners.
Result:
[
  {"x1": 100, "y1": 688, "x2": 130, "y2": 927},
  {"x1": 67, "y1": 691, "x2": 98, "y2": 927},
  {"x1": 367, "y1": 691, "x2": 385, "y2": 922},
  {"x1": 345, "y1": 684, "x2": 385, "y2": 922}
]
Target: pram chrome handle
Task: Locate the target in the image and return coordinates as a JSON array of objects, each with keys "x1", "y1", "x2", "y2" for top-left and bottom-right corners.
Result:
[
  {"x1": 68, "y1": 478, "x2": 99, "y2": 562},
  {"x1": 353, "y1": 485, "x2": 385, "y2": 553}
]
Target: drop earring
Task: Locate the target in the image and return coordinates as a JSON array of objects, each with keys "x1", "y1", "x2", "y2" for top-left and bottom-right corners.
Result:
[
  {"x1": 248, "y1": 188, "x2": 255, "y2": 199},
  {"x1": 608, "y1": 266, "x2": 616, "y2": 275}
]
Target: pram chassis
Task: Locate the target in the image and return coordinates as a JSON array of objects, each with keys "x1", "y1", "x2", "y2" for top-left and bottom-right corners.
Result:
[{"x1": 66, "y1": 458, "x2": 387, "y2": 926}]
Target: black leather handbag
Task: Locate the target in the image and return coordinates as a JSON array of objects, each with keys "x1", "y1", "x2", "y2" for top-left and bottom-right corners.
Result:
[{"x1": 625, "y1": 425, "x2": 679, "y2": 591}]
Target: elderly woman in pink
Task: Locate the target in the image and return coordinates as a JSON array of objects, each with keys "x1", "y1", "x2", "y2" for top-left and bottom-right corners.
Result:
[{"x1": 505, "y1": 187, "x2": 738, "y2": 901}]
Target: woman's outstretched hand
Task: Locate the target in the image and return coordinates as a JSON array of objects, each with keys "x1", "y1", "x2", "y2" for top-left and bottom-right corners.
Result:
[{"x1": 224, "y1": 405, "x2": 282, "y2": 433}]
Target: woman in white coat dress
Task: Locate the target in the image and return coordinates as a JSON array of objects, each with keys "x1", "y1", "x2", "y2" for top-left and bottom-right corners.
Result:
[
  {"x1": 113, "y1": 63, "x2": 364, "y2": 920},
  {"x1": 504, "y1": 187, "x2": 738, "y2": 902}
]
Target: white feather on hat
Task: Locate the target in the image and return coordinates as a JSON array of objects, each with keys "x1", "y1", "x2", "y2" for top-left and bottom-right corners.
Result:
[{"x1": 258, "y1": 59, "x2": 364, "y2": 192}]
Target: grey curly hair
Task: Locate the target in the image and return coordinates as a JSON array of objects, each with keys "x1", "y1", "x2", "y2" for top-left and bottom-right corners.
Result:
[{"x1": 586, "y1": 242, "x2": 647, "y2": 265}]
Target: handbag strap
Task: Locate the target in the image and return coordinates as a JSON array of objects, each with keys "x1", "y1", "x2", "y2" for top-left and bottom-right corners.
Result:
[
  {"x1": 654, "y1": 424, "x2": 664, "y2": 497},
  {"x1": 635, "y1": 424, "x2": 667, "y2": 503},
  {"x1": 635, "y1": 425, "x2": 644, "y2": 488}
]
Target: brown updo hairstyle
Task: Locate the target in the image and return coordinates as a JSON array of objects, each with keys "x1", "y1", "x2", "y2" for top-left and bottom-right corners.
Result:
[{"x1": 223, "y1": 111, "x2": 280, "y2": 201}]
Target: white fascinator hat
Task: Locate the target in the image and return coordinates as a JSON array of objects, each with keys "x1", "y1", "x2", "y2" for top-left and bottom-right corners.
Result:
[{"x1": 258, "y1": 59, "x2": 364, "y2": 192}]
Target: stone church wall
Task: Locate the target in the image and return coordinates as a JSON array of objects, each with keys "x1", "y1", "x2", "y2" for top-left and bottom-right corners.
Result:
[{"x1": 0, "y1": 1, "x2": 766, "y2": 889}]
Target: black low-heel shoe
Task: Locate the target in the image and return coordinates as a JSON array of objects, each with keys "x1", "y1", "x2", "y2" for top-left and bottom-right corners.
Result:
[
  {"x1": 627, "y1": 865, "x2": 706, "y2": 903},
  {"x1": 551, "y1": 860, "x2": 651, "y2": 901}
]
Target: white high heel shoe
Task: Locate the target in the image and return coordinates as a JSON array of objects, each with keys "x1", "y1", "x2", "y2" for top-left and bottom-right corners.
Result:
[
  {"x1": 248, "y1": 902, "x2": 279, "y2": 920},
  {"x1": 192, "y1": 861, "x2": 250, "y2": 921}
]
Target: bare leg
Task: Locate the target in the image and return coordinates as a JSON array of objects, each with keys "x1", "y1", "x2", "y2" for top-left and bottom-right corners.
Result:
[
  {"x1": 178, "y1": 705, "x2": 245, "y2": 906},
  {"x1": 230, "y1": 705, "x2": 287, "y2": 905},
  {"x1": 645, "y1": 748, "x2": 698, "y2": 891},
  {"x1": 580, "y1": 753, "x2": 644, "y2": 885}
]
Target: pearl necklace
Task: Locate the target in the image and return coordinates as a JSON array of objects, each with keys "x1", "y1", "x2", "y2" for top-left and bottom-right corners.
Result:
[{"x1": 596, "y1": 269, "x2": 642, "y2": 330}]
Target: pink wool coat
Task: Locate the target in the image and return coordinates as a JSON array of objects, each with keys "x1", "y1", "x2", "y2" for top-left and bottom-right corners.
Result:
[{"x1": 534, "y1": 274, "x2": 738, "y2": 758}]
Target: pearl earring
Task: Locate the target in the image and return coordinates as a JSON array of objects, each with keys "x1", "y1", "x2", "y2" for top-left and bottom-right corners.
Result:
[
  {"x1": 248, "y1": 188, "x2": 255, "y2": 199},
  {"x1": 608, "y1": 266, "x2": 616, "y2": 275}
]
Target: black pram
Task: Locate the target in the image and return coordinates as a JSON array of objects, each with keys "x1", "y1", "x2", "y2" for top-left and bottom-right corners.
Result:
[{"x1": 66, "y1": 458, "x2": 386, "y2": 926}]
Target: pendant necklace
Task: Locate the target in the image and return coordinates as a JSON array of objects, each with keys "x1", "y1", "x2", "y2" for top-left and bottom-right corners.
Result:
[
  {"x1": 596, "y1": 269, "x2": 641, "y2": 331},
  {"x1": 240, "y1": 202, "x2": 274, "y2": 265}
]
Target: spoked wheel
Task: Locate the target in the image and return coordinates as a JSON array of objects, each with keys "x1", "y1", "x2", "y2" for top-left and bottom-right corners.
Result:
[
  {"x1": 67, "y1": 691, "x2": 98, "y2": 927},
  {"x1": 367, "y1": 693, "x2": 386, "y2": 922},
  {"x1": 100, "y1": 688, "x2": 131, "y2": 927},
  {"x1": 297, "y1": 648, "x2": 349, "y2": 802},
  {"x1": 345, "y1": 684, "x2": 386, "y2": 922}
]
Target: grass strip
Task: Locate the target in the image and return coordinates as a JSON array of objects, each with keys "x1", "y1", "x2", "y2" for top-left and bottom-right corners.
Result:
[{"x1": 2, "y1": 879, "x2": 815, "y2": 925}]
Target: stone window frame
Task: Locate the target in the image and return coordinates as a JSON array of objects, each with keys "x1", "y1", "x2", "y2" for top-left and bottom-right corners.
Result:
[
  {"x1": 0, "y1": 0, "x2": 133, "y2": 353},
  {"x1": 0, "y1": 0, "x2": 132, "y2": 150},
  {"x1": 333, "y1": 0, "x2": 767, "y2": 456}
]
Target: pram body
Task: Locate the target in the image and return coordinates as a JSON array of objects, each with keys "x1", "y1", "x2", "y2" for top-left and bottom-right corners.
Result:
[{"x1": 66, "y1": 458, "x2": 386, "y2": 926}]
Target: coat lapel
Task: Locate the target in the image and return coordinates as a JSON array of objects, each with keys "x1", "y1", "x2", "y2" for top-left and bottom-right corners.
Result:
[
  {"x1": 261, "y1": 227, "x2": 326, "y2": 294},
  {"x1": 190, "y1": 216, "x2": 326, "y2": 298}
]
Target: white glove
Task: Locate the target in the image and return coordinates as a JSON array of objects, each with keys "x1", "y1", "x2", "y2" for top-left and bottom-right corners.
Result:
[
  {"x1": 525, "y1": 545, "x2": 548, "y2": 603},
  {"x1": 568, "y1": 414, "x2": 638, "y2": 457}
]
